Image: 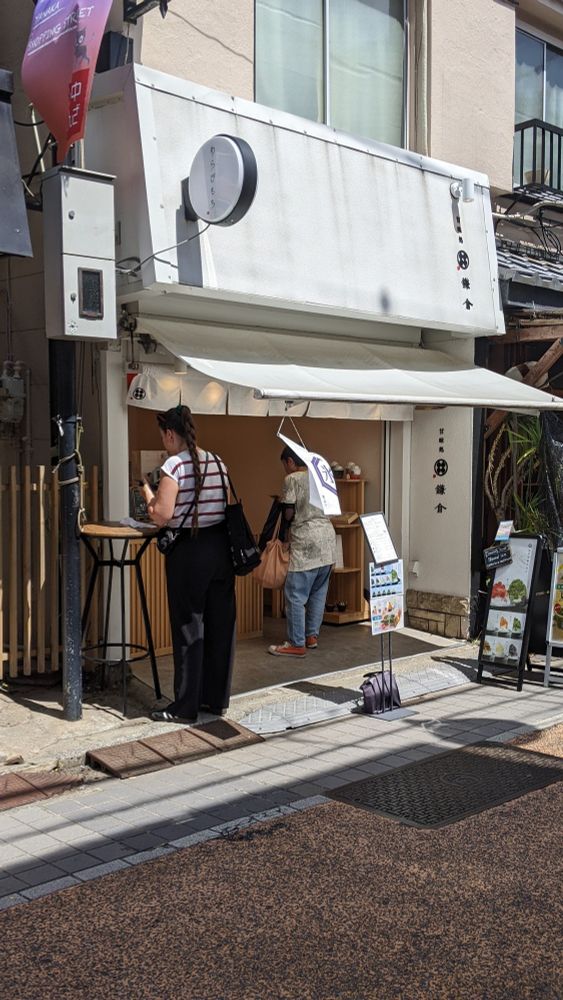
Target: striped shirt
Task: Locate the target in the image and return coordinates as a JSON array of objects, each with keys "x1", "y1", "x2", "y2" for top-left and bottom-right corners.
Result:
[{"x1": 161, "y1": 449, "x2": 227, "y2": 529}]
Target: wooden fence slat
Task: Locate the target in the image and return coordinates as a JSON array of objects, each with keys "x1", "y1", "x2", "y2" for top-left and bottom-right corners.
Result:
[
  {"x1": 91, "y1": 466, "x2": 100, "y2": 645},
  {"x1": 0, "y1": 469, "x2": 3, "y2": 677},
  {"x1": 23, "y1": 466, "x2": 32, "y2": 674},
  {"x1": 36, "y1": 466, "x2": 46, "y2": 672},
  {"x1": 50, "y1": 469, "x2": 59, "y2": 672},
  {"x1": 9, "y1": 467, "x2": 18, "y2": 677}
]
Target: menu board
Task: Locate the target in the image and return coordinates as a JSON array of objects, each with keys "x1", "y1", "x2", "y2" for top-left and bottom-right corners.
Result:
[
  {"x1": 369, "y1": 560, "x2": 404, "y2": 636},
  {"x1": 360, "y1": 513, "x2": 398, "y2": 566},
  {"x1": 546, "y1": 548, "x2": 563, "y2": 646},
  {"x1": 478, "y1": 535, "x2": 540, "y2": 689}
]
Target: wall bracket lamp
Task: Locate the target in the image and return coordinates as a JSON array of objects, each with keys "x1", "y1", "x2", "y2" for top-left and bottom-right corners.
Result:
[
  {"x1": 450, "y1": 178, "x2": 475, "y2": 203},
  {"x1": 124, "y1": 1, "x2": 169, "y2": 24}
]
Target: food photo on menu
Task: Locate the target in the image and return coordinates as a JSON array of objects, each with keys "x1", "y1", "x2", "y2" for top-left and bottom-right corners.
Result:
[
  {"x1": 488, "y1": 537, "x2": 536, "y2": 611},
  {"x1": 482, "y1": 636, "x2": 522, "y2": 664}
]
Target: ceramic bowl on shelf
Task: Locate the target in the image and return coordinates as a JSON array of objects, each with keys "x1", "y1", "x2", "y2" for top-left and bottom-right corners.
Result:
[
  {"x1": 337, "y1": 601, "x2": 347, "y2": 612},
  {"x1": 325, "y1": 603, "x2": 337, "y2": 612}
]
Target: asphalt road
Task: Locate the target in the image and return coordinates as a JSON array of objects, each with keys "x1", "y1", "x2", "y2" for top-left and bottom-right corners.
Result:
[{"x1": 1, "y1": 775, "x2": 561, "y2": 1000}]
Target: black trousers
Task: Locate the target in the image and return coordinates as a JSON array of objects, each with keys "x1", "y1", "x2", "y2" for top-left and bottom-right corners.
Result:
[{"x1": 165, "y1": 522, "x2": 236, "y2": 718}]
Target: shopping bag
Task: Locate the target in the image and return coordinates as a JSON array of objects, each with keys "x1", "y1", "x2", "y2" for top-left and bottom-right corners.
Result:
[
  {"x1": 253, "y1": 538, "x2": 290, "y2": 589},
  {"x1": 360, "y1": 671, "x2": 401, "y2": 714}
]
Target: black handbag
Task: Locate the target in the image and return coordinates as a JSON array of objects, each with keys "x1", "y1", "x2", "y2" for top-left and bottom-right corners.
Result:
[
  {"x1": 213, "y1": 454, "x2": 261, "y2": 576},
  {"x1": 156, "y1": 453, "x2": 209, "y2": 555},
  {"x1": 360, "y1": 671, "x2": 401, "y2": 714}
]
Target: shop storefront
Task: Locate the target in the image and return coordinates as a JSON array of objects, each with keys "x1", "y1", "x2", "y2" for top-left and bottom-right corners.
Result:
[{"x1": 84, "y1": 65, "x2": 561, "y2": 662}]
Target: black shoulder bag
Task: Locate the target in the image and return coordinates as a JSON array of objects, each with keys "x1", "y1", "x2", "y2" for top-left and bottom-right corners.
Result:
[
  {"x1": 213, "y1": 454, "x2": 261, "y2": 576},
  {"x1": 156, "y1": 452, "x2": 210, "y2": 555}
]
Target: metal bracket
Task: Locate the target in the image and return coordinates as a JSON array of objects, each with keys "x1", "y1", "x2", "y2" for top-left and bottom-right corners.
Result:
[{"x1": 123, "y1": 0, "x2": 167, "y2": 23}]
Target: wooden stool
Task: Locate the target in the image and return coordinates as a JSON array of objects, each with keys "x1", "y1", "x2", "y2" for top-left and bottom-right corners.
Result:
[{"x1": 80, "y1": 522, "x2": 161, "y2": 715}]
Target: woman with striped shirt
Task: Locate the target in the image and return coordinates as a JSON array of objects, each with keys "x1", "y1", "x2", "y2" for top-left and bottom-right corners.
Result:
[{"x1": 141, "y1": 405, "x2": 235, "y2": 722}]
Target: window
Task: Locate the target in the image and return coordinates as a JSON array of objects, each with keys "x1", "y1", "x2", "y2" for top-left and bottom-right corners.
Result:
[
  {"x1": 516, "y1": 28, "x2": 563, "y2": 128},
  {"x1": 255, "y1": 0, "x2": 407, "y2": 147}
]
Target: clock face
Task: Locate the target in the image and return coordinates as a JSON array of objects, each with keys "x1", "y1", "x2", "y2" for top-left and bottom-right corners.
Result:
[{"x1": 187, "y1": 135, "x2": 256, "y2": 225}]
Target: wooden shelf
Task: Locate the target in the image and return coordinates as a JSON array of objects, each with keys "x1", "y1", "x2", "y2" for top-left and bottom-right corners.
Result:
[
  {"x1": 324, "y1": 477, "x2": 366, "y2": 627},
  {"x1": 324, "y1": 609, "x2": 367, "y2": 625}
]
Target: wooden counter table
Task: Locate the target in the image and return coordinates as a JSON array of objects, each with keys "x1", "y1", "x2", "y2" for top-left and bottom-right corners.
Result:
[{"x1": 129, "y1": 537, "x2": 264, "y2": 655}]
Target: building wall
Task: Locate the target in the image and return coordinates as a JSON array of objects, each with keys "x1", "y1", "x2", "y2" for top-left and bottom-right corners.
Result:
[
  {"x1": 427, "y1": 0, "x2": 516, "y2": 193},
  {"x1": 138, "y1": 1, "x2": 254, "y2": 99}
]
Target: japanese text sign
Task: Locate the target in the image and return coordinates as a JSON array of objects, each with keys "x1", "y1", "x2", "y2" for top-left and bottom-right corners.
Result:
[
  {"x1": 22, "y1": 1, "x2": 113, "y2": 163},
  {"x1": 278, "y1": 432, "x2": 341, "y2": 516}
]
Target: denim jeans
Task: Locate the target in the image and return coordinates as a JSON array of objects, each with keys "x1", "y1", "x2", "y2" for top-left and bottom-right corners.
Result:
[{"x1": 284, "y1": 565, "x2": 333, "y2": 647}]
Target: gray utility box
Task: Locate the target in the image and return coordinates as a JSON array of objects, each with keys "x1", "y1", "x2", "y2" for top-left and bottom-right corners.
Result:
[{"x1": 43, "y1": 167, "x2": 117, "y2": 340}]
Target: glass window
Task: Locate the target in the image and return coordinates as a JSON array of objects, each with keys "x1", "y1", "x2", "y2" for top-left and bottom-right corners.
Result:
[
  {"x1": 546, "y1": 45, "x2": 563, "y2": 129},
  {"x1": 255, "y1": 0, "x2": 324, "y2": 122},
  {"x1": 329, "y1": 0, "x2": 405, "y2": 146},
  {"x1": 515, "y1": 30, "x2": 544, "y2": 124},
  {"x1": 255, "y1": 0, "x2": 406, "y2": 146}
]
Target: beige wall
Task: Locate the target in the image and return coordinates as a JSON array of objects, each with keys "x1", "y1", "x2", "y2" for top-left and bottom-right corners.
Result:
[
  {"x1": 427, "y1": 0, "x2": 516, "y2": 192},
  {"x1": 139, "y1": 1, "x2": 254, "y2": 99},
  {"x1": 129, "y1": 409, "x2": 382, "y2": 534}
]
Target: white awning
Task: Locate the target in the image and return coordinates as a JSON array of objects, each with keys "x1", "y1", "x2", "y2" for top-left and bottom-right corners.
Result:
[{"x1": 137, "y1": 318, "x2": 563, "y2": 413}]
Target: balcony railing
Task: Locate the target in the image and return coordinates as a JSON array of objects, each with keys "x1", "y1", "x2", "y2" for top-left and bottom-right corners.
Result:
[{"x1": 513, "y1": 119, "x2": 563, "y2": 194}]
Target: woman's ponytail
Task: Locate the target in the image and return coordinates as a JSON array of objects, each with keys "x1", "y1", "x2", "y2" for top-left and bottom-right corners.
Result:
[{"x1": 180, "y1": 407, "x2": 203, "y2": 534}]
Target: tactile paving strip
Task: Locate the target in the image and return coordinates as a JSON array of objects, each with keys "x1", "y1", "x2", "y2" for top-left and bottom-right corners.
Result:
[
  {"x1": 329, "y1": 742, "x2": 563, "y2": 828},
  {"x1": 191, "y1": 719, "x2": 264, "y2": 752}
]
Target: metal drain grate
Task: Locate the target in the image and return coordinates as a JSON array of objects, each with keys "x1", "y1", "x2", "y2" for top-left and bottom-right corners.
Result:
[{"x1": 329, "y1": 743, "x2": 563, "y2": 828}]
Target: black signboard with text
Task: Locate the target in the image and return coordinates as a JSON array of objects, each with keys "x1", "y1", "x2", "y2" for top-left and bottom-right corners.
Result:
[{"x1": 477, "y1": 534, "x2": 543, "y2": 691}]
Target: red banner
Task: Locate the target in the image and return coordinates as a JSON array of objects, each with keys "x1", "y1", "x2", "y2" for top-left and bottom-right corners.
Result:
[{"x1": 22, "y1": 1, "x2": 113, "y2": 163}]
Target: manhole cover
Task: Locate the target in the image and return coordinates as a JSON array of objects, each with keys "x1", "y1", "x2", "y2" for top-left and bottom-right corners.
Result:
[{"x1": 329, "y1": 743, "x2": 563, "y2": 828}]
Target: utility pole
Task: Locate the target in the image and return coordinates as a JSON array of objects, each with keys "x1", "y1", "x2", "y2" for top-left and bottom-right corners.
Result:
[{"x1": 49, "y1": 339, "x2": 82, "y2": 721}]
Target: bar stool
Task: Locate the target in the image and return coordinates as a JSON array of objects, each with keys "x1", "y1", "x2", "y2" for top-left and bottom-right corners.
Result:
[{"x1": 80, "y1": 522, "x2": 162, "y2": 716}]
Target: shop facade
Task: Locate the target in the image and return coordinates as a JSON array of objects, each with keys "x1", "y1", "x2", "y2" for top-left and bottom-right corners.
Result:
[{"x1": 81, "y1": 64, "x2": 559, "y2": 647}]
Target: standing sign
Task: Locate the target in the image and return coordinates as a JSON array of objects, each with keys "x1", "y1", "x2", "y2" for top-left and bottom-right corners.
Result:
[
  {"x1": 369, "y1": 560, "x2": 404, "y2": 636},
  {"x1": 477, "y1": 535, "x2": 542, "y2": 691},
  {"x1": 360, "y1": 512, "x2": 398, "y2": 566},
  {"x1": 22, "y1": 0, "x2": 113, "y2": 163},
  {"x1": 278, "y1": 433, "x2": 341, "y2": 516},
  {"x1": 543, "y1": 548, "x2": 563, "y2": 688},
  {"x1": 546, "y1": 549, "x2": 563, "y2": 646}
]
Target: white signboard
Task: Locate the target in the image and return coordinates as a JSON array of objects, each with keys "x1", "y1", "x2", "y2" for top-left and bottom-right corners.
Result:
[
  {"x1": 278, "y1": 432, "x2": 341, "y2": 516},
  {"x1": 360, "y1": 512, "x2": 398, "y2": 566},
  {"x1": 369, "y1": 559, "x2": 405, "y2": 636},
  {"x1": 546, "y1": 548, "x2": 563, "y2": 646}
]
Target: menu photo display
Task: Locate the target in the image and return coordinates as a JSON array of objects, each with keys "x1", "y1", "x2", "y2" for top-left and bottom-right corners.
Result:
[{"x1": 480, "y1": 536, "x2": 537, "y2": 669}]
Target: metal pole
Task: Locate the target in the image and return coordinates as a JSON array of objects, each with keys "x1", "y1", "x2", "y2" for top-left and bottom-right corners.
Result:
[{"x1": 49, "y1": 340, "x2": 82, "y2": 720}]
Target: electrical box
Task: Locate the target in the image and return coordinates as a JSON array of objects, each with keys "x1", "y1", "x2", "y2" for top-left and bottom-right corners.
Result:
[{"x1": 43, "y1": 167, "x2": 117, "y2": 340}]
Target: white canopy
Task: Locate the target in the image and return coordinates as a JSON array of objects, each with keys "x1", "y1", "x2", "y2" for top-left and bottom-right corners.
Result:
[{"x1": 135, "y1": 318, "x2": 563, "y2": 413}]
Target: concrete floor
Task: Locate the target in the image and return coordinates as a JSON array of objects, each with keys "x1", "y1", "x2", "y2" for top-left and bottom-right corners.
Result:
[{"x1": 134, "y1": 618, "x2": 450, "y2": 700}]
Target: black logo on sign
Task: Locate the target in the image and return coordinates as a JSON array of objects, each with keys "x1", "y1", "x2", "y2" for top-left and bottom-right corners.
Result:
[
  {"x1": 457, "y1": 251, "x2": 469, "y2": 270},
  {"x1": 132, "y1": 387, "x2": 147, "y2": 400},
  {"x1": 434, "y1": 459, "x2": 448, "y2": 477}
]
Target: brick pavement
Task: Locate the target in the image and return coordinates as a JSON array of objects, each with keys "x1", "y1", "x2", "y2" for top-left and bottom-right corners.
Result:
[{"x1": 0, "y1": 679, "x2": 561, "y2": 911}]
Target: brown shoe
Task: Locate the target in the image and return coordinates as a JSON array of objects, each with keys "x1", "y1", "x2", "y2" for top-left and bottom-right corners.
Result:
[
  {"x1": 306, "y1": 635, "x2": 318, "y2": 649},
  {"x1": 268, "y1": 642, "x2": 306, "y2": 657}
]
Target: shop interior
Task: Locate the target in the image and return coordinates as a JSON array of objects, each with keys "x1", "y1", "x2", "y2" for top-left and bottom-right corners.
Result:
[{"x1": 127, "y1": 399, "x2": 437, "y2": 698}]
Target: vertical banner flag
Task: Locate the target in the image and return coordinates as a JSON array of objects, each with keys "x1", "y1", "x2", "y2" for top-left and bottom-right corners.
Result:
[
  {"x1": 278, "y1": 432, "x2": 341, "y2": 516},
  {"x1": 22, "y1": 1, "x2": 113, "y2": 163}
]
